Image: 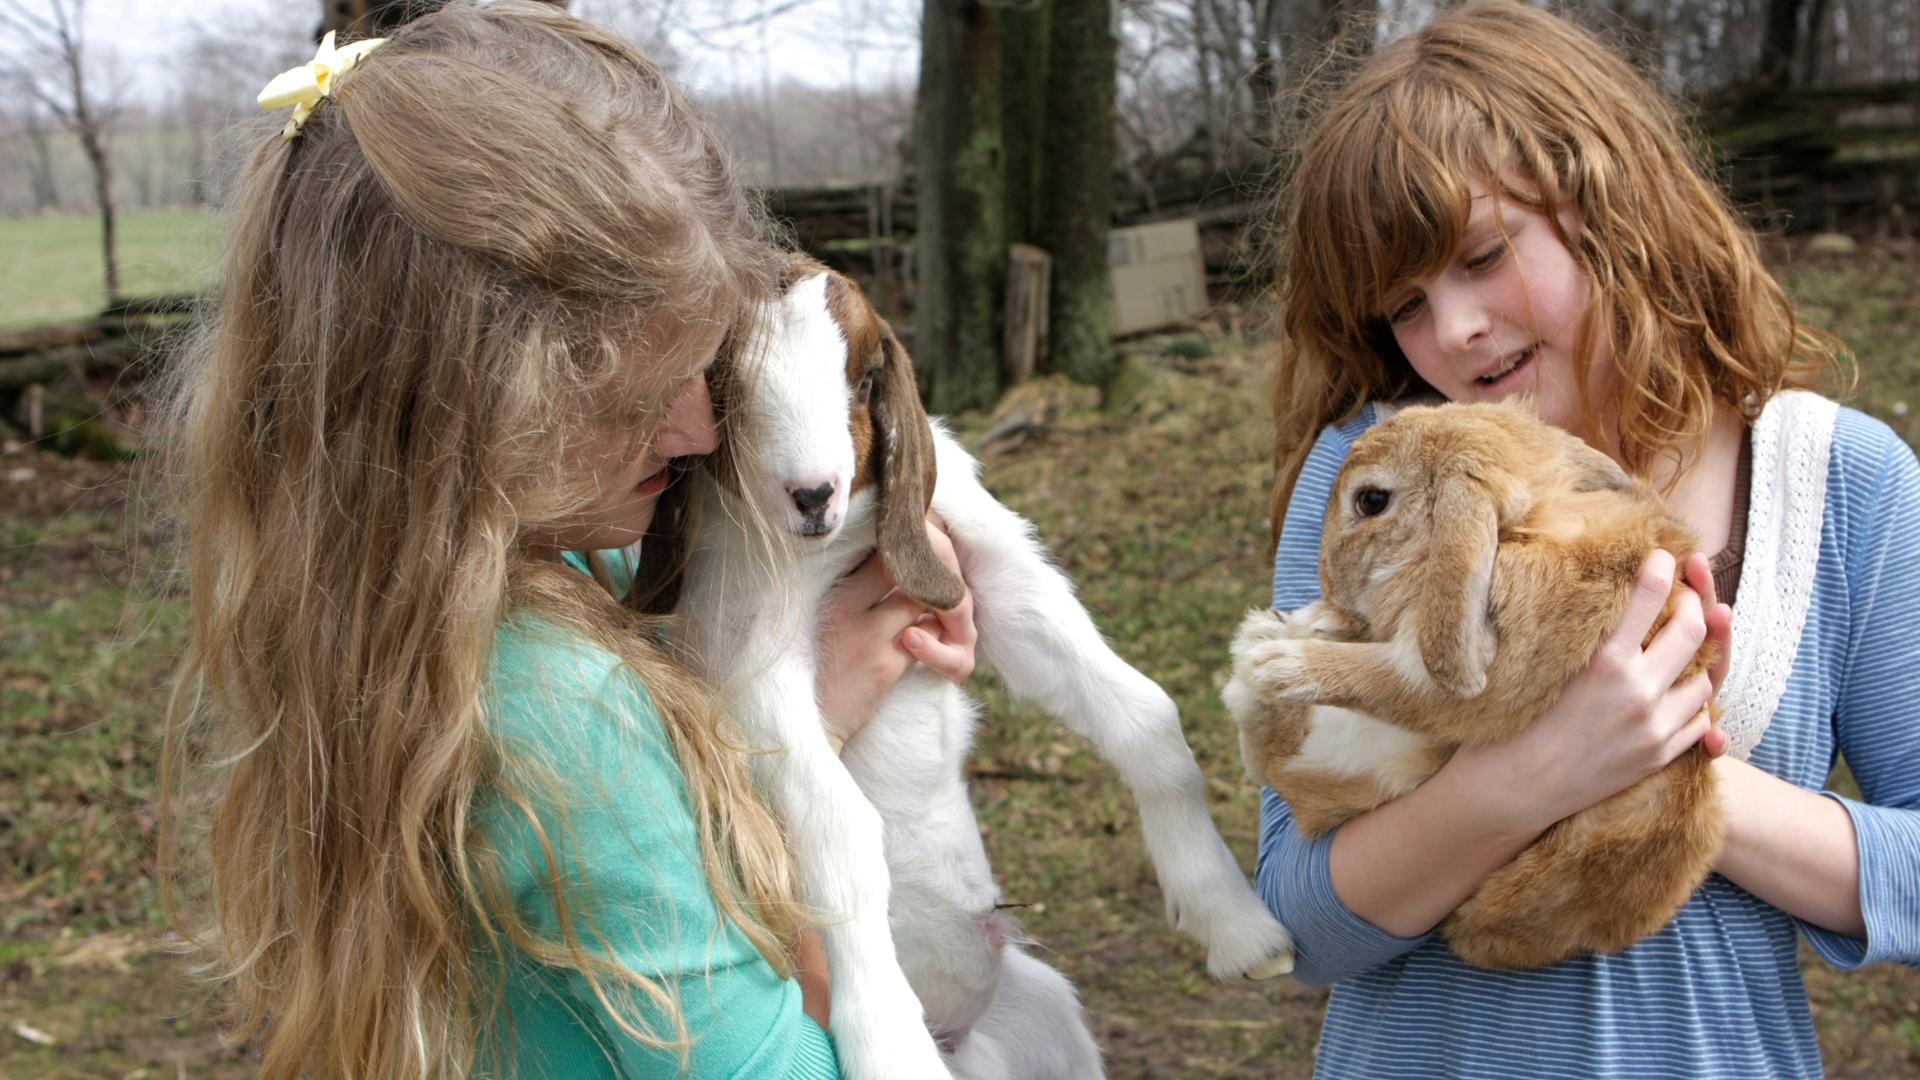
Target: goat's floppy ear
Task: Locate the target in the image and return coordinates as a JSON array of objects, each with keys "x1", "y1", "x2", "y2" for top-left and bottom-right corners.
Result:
[
  {"x1": 871, "y1": 325, "x2": 966, "y2": 610},
  {"x1": 1416, "y1": 471, "x2": 1501, "y2": 698}
]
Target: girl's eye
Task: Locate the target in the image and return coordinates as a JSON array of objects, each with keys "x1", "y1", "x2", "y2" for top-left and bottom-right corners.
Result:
[
  {"x1": 1387, "y1": 294, "x2": 1424, "y2": 324},
  {"x1": 1355, "y1": 488, "x2": 1391, "y2": 517},
  {"x1": 1465, "y1": 241, "x2": 1507, "y2": 273}
]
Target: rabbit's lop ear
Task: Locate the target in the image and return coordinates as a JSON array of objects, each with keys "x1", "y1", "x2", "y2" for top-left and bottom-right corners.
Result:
[{"x1": 1416, "y1": 472, "x2": 1501, "y2": 698}]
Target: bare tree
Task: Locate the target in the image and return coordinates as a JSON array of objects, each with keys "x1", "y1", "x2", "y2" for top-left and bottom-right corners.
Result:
[
  {"x1": 0, "y1": 0, "x2": 121, "y2": 299},
  {"x1": 168, "y1": 6, "x2": 312, "y2": 208}
]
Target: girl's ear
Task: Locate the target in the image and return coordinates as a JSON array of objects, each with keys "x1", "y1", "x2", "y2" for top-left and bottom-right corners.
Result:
[
  {"x1": 1416, "y1": 471, "x2": 1502, "y2": 698},
  {"x1": 870, "y1": 326, "x2": 966, "y2": 610}
]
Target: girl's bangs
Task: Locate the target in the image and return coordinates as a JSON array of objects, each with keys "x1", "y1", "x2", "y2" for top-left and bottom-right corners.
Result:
[{"x1": 1309, "y1": 88, "x2": 1490, "y2": 327}]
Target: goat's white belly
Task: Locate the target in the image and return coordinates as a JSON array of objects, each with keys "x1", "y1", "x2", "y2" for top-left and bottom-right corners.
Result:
[
  {"x1": 1292, "y1": 706, "x2": 1436, "y2": 797},
  {"x1": 839, "y1": 669, "x2": 1008, "y2": 1036}
]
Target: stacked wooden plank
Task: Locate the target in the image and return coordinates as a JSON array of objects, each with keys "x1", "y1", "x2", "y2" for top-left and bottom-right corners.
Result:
[
  {"x1": 1, "y1": 296, "x2": 193, "y2": 453},
  {"x1": 1702, "y1": 80, "x2": 1920, "y2": 228}
]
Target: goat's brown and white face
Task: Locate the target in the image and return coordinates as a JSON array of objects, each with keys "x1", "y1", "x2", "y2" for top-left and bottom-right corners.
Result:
[
  {"x1": 741, "y1": 270, "x2": 870, "y2": 538},
  {"x1": 734, "y1": 265, "x2": 965, "y2": 608}
]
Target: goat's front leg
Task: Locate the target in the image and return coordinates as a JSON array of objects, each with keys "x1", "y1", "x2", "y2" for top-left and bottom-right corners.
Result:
[
  {"x1": 733, "y1": 658, "x2": 951, "y2": 1080},
  {"x1": 930, "y1": 449, "x2": 1293, "y2": 979}
]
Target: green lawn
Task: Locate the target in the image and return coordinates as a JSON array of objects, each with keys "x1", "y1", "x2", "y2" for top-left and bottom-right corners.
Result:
[{"x1": 0, "y1": 211, "x2": 222, "y2": 331}]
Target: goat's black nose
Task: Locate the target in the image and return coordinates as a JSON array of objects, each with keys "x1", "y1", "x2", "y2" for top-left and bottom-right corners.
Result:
[{"x1": 790, "y1": 482, "x2": 834, "y2": 513}]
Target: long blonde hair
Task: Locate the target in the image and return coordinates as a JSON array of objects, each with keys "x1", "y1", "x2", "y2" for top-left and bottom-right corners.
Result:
[
  {"x1": 1269, "y1": 0, "x2": 1847, "y2": 536},
  {"x1": 161, "y1": 4, "x2": 799, "y2": 1076}
]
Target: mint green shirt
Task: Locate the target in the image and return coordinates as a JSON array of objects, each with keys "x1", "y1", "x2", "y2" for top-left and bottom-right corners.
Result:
[{"x1": 474, "y1": 600, "x2": 838, "y2": 1078}]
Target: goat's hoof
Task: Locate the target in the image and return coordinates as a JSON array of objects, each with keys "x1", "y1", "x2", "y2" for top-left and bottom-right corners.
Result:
[{"x1": 1244, "y1": 950, "x2": 1296, "y2": 980}]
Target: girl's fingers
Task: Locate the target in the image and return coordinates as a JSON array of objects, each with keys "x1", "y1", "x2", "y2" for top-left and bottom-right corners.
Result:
[
  {"x1": 903, "y1": 619, "x2": 974, "y2": 682},
  {"x1": 910, "y1": 513, "x2": 979, "y2": 682},
  {"x1": 924, "y1": 583, "x2": 978, "y2": 646},
  {"x1": 1659, "y1": 684, "x2": 1717, "y2": 760},
  {"x1": 1604, "y1": 549, "x2": 1679, "y2": 659},
  {"x1": 828, "y1": 550, "x2": 897, "y2": 612},
  {"x1": 1681, "y1": 551, "x2": 1735, "y2": 693},
  {"x1": 866, "y1": 591, "x2": 937, "y2": 640},
  {"x1": 1700, "y1": 720, "x2": 1730, "y2": 759},
  {"x1": 1641, "y1": 584, "x2": 1709, "y2": 678},
  {"x1": 1704, "y1": 600, "x2": 1733, "y2": 692},
  {"x1": 1682, "y1": 551, "x2": 1719, "y2": 610}
]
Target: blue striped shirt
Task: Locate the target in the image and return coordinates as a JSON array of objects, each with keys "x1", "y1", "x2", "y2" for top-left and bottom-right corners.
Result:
[{"x1": 1256, "y1": 401, "x2": 1920, "y2": 1079}]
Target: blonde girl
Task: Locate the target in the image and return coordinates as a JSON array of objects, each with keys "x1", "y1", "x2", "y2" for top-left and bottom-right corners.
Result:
[
  {"x1": 165, "y1": 3, "x2": 972, "y2": 1077},
  {"x1": 1259, "y1": 2, "x2": 1920, "y2": 1076}
]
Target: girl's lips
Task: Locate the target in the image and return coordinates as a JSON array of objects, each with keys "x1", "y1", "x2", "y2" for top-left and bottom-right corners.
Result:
[
  {"x1": 636, "y1": 466, "x2": 671, "y2": 495},
  {"x1": 1477, "y1": 344, "x2": 1536, "y2": 387}
]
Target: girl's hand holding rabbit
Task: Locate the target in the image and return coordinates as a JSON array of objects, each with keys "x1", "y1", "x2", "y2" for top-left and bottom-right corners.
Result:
[
  {"x1": 1451, "y1": 551, "x2": 1727, "y2": 837},
  {"x1": 1327, "y1": 551, "x2": 1731, "y2": 939}
]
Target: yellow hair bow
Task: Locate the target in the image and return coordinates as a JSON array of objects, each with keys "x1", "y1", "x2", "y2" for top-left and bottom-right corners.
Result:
[{"x1": 257, "y1": 31, "x2": 387, "y2": 141}]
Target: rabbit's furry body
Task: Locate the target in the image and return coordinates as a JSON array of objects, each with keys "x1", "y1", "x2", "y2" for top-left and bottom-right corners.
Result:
[{"x1": 1226, "y1": 401, "x2": 1726, "y2": 969}]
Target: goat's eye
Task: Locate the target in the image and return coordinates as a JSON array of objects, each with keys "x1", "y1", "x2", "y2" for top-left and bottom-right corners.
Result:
[
  {"x1": 1355, "y1": 488, "x2": 1391, "y2": 517},
  {"x1": 857, "y1": 369, "x2": 879, "y2": 395}
]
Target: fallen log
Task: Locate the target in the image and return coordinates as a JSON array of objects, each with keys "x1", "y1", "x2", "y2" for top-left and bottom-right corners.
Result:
[
  {"x1": 0, "y1": 338, "x2": 144, "y2": 392},
  {"x1": 0, "y1": 323, "x2": 109, "y2": 359}
]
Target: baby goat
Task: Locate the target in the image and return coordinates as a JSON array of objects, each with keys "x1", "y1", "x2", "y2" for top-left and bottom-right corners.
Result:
[{"x1": 652, "y1": 263, "x2": 1293, "y2": 1080}]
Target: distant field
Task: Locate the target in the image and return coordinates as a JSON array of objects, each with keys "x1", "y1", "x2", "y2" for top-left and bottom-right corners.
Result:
[{"x1": 0, "y1": 211, "x2": 222, "y2": 330}]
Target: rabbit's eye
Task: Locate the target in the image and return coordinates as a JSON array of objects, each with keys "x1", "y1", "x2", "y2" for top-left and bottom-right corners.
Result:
[{"x1": 1355, "y1": 488, "x2": 1391, "y2": 517}]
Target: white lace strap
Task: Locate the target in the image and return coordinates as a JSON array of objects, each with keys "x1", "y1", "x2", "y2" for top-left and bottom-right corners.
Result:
[{"x1": 1719, "y1": 390, "x2": 1838, "y2": 760}]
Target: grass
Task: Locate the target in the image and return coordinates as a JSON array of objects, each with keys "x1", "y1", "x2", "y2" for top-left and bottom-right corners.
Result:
[
  {"x1": 0, "y1": 211, "x2": 223, "y2": 330},
  {"x1": 3, "y1": 236, "x2": 1920, "y2": 1076}
]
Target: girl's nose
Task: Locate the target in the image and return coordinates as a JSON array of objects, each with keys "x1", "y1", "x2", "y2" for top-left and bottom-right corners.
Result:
[
  {"x1": 655, "y1": 375, "x2": 719, "y2": 458},
  {"x1": 1429, "y1": 283, "x2": 1491, "y2": 354}
]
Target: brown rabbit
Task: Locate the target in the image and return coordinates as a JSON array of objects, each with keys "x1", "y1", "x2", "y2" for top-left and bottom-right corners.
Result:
[{"x1": 1225, "y1": 400, "x2": 1726, "y2": 970}]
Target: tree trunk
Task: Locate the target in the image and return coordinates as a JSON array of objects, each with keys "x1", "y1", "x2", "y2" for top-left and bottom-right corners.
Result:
[
  {"x1": 1205, "y1": 0, "x2": 1247, "y2": 151},
  {"x1": 1036, "y1": 0, "x2": 1114, "y2": 387},
  {"x1": 916, "y1": 0, "x2": 1006, "y2": 414},
  {"x1": 78, "y1": 124, "x2": 117, "y2": 300},
  {"x1": 1760, "y1": 0, "x2": 1802, "y2": 83},
  {"x1": 322, "y1": 1, "x2": 429, "y2": 38},
  {"x1": 1192, "y1": 0, "x2": 1218, "y2": 163},
  {"x1": 1281, "y1": 0, "x2": 1373, "y2": 109},
  {"x1": 318, "y1": 0, "x2": 563, "y2": 39},
  {"x1": 999, "y1": 3, "x2": 1049, "y2": 259},
  {"x1": 61, "y1": 28, "x2": 116, "y2": 301},
  {"x1": 1249, "y1": 0, "x2": 1284, "y2": 148}
]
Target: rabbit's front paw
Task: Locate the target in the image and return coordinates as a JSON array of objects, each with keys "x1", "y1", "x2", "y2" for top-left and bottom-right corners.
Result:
[
  {"x1": 1230, "y1": 608, "x2": 1289, "y2": 657},
  {"x1": 1287, "y1": 602, "x2": 1361, "y2": 641},
  {"x1": 1241, "y1": 638, "x2": 1319, "y2": 701}
]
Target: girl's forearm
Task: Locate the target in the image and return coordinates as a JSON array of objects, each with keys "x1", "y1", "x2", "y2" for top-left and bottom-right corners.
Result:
[
  {"x1": 1326, "y1": 751, "x2": 1549, "y2": 938},
  {"x1": 1712, "y1": 757, "x2": 1866, "y2": 939}
]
